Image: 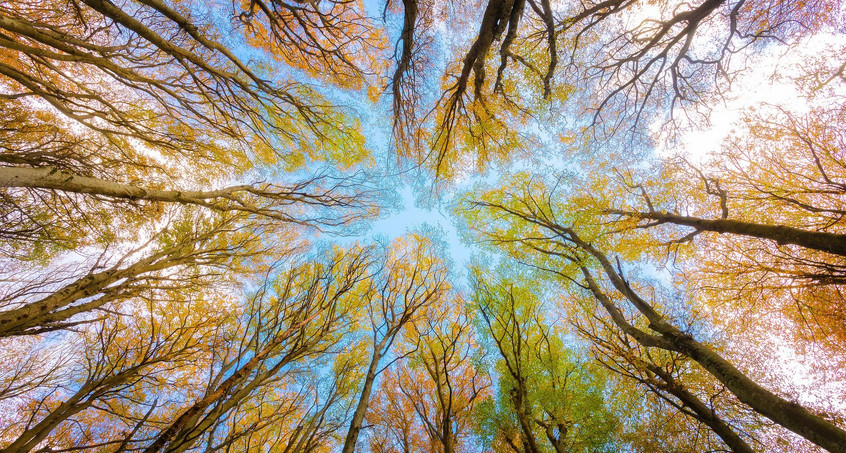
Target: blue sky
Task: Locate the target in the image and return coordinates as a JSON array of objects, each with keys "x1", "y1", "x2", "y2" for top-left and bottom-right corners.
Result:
[{"x1": 367, "y1": 184, "x2": 475, "y2": 268}]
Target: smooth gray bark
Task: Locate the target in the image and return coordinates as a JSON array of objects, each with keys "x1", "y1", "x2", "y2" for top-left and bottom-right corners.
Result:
[{"x1": 0, "y1": 166, "x2": 250, "y2": 206}]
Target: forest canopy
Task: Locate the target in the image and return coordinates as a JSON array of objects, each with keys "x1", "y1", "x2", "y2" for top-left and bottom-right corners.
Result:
[{"x1": 1, "y1": 0, "x2": 845, "y2": 451}]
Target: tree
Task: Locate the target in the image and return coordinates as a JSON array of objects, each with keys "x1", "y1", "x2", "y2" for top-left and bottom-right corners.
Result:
[
  {"x1": 341, "y1": 234, "x2": 451, "y2": 453},
  {"x1": 599, "y1": 104, "x2": 846, "y2": 362},
  {"x1": 551, "y1": 0, "x2": 838, "y2": 135},
  {"x1": 367, "y1": 366, "x2": 430, "y2": 453},
  {"x1": 0, "y1": 0, "x2": 367, "y2": 157},
  {"x1": 473, "y1": 273, "x2": 621, "y2": 453},
  {"x1": 0, "y1": 162, "x2": 376, "y2": 261},
  {"x1": 0, "y1": 239, "x2": 378, "y2": 452},
  {"x1": 384, "y1": 0, "x2": 839, "y2": 177},
  {"x1": 203, "y1": 352, "x2": 360, "y2": 452},
  {"x1": 463, "y1": 173, "x2": 846, "y2": 451},
  {"x1": 0, "y1": 210, "x2": 269, "y2": 338},
  {"x1": 0, "y1": 296, "x2": 223, "y2": 453},
  {"x1": 143, "y1": 244, "x2": 373, "y2": 452},
  {"x1": 575, "y1": 304, "x2": 759, "y2": 452},
  {"x1": 368, "y1": 296, "x2": 490, "y2": 453}
]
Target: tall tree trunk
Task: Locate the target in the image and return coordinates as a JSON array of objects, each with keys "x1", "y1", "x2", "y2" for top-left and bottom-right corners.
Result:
[
  {"x1": 611, "y1": 210, "x2": 846, "y2": 257},
  {"x1": 442, "y1": 413, "x2": 455, "y2": 453},
  {"x1": 144, "y1": 323, "x2": 312, "y2": 453},
  {"x1": 143, "y1": 347, "x2": 277, "y2": 453},
  {"x1": 1, "y1": 371, "x2": 140, "y2": 453},
  {"x1": 341, "y1": 347, "x2": 384, "y2": 453},
  {"x1": 0, "y1": 248, "x2": 192, "y2": 337},
  {"x1": 0, "y1": 165, "x2": 353, "y2": 223},
  {"x1": 645, "y1": 363, "x2": 754, "y2": 453},
  {"x1": 510, "y1": 383, "x2": 542, "y2": 453},
  {"x1": 669, "y1": 331, "x2": 846, "y2": 453},
  {"x1": 577, "y1": 238, "x2": 846, "y2": 453},
  {"x1": 538, "y1": 418, "x2": 567, "y2": 453},
  {"x1": 0, "y1": 393, "x2": 92, "y2": 453},
  {"x1": 0, "y1": 166, "x2": 249, "y2": 206}
]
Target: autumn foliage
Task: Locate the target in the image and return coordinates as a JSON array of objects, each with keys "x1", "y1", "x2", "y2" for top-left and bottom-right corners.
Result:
[{"x1": 1, "y1": 0, "x2": 845, "y2": 452}]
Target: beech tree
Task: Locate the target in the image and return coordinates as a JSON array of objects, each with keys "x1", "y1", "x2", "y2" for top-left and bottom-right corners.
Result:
[
  {"x1": 144, "y1": 244, "x2": 373, "y2": 453},
  {"x1": 367, "y1": 296, "x2": 489, "y2": 453},
  {"x1": 0, "y1": 210, "x2": 273, "y2": 338},
  {"x1": 463, "y1": 174, "x2": 846, "y2": 451},
  {"x1": 0, "y1": 162, "x2": 375, "y2": 261},
  {"x1": 342, "y1": 234, "x2": 451, "y2": 453},
  {"x1": 575, "y1": 304, "x2": 759, "y2": 452},
  {"x1": 473, "y1": 274, "x2": 621, "y2": 453},
  {"x1": 589, "y1": 103, "x2": 846, "y2": 364}
]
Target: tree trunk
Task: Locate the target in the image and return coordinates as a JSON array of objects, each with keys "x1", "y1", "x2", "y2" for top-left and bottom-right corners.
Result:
[
  {"x1": 539, "y1": 419, "x2": 567, "y2": 453},
  {"x1": 510, "y1": 384, "x2": 542, "y2": 453},
  {"x1": 0, "y1": 166, "x2": 247, "y2": 206},
  {"x1": 341, "y1": 347, "x2": 384, "y2": 453},
  {"x1": 0, "y1": 246, "x2": 193, "y2": 337},
  {"x1": 0, "y1": 393, "x2": 92, "y2": 453},
  {"x1": 442, "y1": 415, "x2": 455, "y2": 453},
  {"x1": 0, "y1": 371, "x2": 138, "y2": 453},
  {"x1": 143, "y1": 349, "x2": 273, "y2": 453},
  {"x1": 0, "y1": 270, "x2": 119, "y2": 337},
  {"x1": 579, "y1": 240, "x2": 846, "y2": 453},
  {"x1": 615, "y1": 210, "x2": 846, "y2": 257},
  {"x1": 671, "y1": 333, "x2": 846, "y2": 453},
  {"x1": 144, "y1": 325, "x2": 309, "y2": 452},
  {"x1": 646, "y1": 364, "x2": 754, "y2": 453}
]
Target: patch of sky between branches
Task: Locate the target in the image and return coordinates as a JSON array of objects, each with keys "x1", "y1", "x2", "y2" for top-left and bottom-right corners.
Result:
[
  {"x1": 654, "y1": 30, "x2": 846, "y2": 164},
  {"x1": 368, "y1": 185, "x2": 474, "y2": 269}
]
